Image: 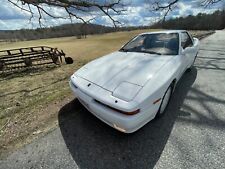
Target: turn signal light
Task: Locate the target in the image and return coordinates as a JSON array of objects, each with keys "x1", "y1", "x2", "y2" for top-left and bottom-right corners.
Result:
[
  {"x1": 94, "y1": 99, "x2": 140, "y2": 115},
  {"x1": 108, "y1": 105, "x2": 140, "y2": 115},
  {"x1": 153, "y1": 98, "x2": 161, "y2": 104}
]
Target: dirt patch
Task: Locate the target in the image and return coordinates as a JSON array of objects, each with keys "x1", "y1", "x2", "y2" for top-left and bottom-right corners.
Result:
[{"x1": 0, "y1": 92, "x2": 74, "y2": 159}]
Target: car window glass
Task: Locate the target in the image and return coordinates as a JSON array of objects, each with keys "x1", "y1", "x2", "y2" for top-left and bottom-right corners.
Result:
[
  {"x1": 125, "y1": 35, "x2": 146, "y2": 49},
  {"x1": 181, "y1": 32, "x2": 193, "y2": 49},
  {"x1": 121, "y1": 33, "x2": 179, "y2": 55}
]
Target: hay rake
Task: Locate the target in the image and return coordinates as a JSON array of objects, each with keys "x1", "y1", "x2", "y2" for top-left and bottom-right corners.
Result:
[{"x1": 0, "y1": 46, "x2": 72, "y2": 73}]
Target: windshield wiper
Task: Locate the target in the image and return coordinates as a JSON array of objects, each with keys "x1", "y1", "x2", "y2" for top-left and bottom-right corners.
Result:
[
  {"x1": 137, "y1": 50, "x2": 162, "y2": 55},
  {"x1": 119, "y1": 48, "x2": 129, "y2": 52},
  {"x1": 146, "y1": 51, "x2": 162, "y2": 55}
]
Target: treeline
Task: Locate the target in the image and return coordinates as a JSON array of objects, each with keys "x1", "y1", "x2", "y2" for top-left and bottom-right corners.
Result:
[
  {"x1": 151, "y1": 10, "x2": 225, "y2": 30},
  {"x1": 1, "y1": 10, "x2": 224, "y2": 42},
  {"x1": 0, "y1": 23, "x2": 152, "y2": 42},
  {"x1": 0, "y1": 23, "x2": 116, "y2": 42}
]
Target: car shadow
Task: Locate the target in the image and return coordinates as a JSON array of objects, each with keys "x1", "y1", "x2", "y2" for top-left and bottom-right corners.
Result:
[{"x1": 58, "y1": 67, "x2": 197, "y2": 169}]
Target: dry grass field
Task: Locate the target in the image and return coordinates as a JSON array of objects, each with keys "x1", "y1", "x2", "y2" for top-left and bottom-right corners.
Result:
[{"x1": 0, "y1": 29, "x2": 211, "y2": 156}]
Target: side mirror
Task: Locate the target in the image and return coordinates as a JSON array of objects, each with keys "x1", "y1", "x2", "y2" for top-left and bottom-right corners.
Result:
[{"x1": 193, "y1": 37, "x2": 199, "y2": 46}]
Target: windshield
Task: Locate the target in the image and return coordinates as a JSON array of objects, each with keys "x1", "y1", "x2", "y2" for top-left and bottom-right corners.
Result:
[{"x1": 120, "y1": 33, "x2": 179, "y2": 55}]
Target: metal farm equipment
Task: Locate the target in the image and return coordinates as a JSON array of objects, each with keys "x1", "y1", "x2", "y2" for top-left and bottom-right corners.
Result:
[{"x1": 0, "y1": 46, "x2": 73, "y2": 73}]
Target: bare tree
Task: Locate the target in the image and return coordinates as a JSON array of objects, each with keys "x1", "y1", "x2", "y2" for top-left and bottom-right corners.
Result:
[
  {"x1": 150, "y1": 0, "x2": 224, "y2": 22},
  {"x1": 7, "y1": 0, "x2": 224, "y2": 27},
  {"x1": 8, "y1": 0, "x2": 125, "y2": 27}
]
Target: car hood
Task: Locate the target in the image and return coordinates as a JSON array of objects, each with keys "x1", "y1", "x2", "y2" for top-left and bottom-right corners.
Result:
[{"x1": 75, "y1": 51, "x2": 174, "y2": 92}]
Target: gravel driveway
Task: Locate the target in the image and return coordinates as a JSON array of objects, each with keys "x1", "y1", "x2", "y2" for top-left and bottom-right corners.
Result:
[{"x1": 1, "y1": 30, "x2": 225, "y2": 169}]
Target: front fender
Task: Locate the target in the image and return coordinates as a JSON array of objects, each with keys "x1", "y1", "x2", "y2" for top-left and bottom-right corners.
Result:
[{"x1": 134, "y1": 56, "x2": 181, "y2": 111}]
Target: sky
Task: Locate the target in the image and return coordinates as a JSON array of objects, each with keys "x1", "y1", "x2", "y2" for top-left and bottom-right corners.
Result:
[{"x1": 0, "y1": 0, "x2": 224, "y2": 30}]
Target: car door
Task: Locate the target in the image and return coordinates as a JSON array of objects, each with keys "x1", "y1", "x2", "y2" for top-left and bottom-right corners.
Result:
[{"x1": 181, "y1": 32, "x2": 196, "y2": 68}]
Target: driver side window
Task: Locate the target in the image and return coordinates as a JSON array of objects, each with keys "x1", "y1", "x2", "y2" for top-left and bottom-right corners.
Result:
[{"x1": 181, "y1": 32, "x2": 193, "y2": 49}]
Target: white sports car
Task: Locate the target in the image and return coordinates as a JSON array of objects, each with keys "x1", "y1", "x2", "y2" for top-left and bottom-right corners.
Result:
[{"x1": 70, "y1": 30, "x2": 199, "y2": 133}]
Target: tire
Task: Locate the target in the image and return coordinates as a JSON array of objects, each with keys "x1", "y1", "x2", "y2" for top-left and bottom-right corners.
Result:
[
  {"x1": 156, "y1": 85, "x2": 173, "y2": 118},
  {"x1": 65, "y1": 57, "x2": 74, "y2": 64}
]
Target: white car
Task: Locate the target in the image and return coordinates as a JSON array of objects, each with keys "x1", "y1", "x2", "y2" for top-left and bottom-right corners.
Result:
[{"x1": 70, "y1": 30, "x2": 199, "y2": 133}]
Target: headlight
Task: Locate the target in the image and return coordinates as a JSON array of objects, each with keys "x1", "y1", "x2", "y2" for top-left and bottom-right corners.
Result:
[{"x1": 113, "y1": 82, "x2": 142, "y2": 102}]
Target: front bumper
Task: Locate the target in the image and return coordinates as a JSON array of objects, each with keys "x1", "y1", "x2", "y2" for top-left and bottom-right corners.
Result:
[{"x1": 69, "y1": 79, "x2": 157, "y2": 133}]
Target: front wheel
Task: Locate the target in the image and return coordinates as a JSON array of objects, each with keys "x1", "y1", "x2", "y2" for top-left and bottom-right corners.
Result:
[{"x1": 156, "y1": 85, "x2": 172, "y2": 118}]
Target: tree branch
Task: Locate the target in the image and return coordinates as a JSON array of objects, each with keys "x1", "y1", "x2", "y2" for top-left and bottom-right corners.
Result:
[
  {"x1": 8, "y1": 0, "x2": 124, "y2": 27},
  {"x1": 7, "y1": 0, "x2": 224, "y2": 28},
  {"x1": 150, "y1": 0, "x2": 223, "y2": 23},
  {"x1": 201, "y1": 0, "x2": 223, "y2": 7}
]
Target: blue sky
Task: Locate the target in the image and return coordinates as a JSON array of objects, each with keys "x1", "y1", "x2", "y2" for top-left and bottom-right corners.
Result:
[{"x1": 0, "y1": 0, "x2": 224, "y2": 30}]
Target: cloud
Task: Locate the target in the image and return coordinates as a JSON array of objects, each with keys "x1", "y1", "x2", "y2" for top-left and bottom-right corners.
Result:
[
  {"x1": 0, "y1": 2, "x2": 28, "y2": 20},
  {"x1": 0, "y1": 0, "x2": 224, "y2": 30}
]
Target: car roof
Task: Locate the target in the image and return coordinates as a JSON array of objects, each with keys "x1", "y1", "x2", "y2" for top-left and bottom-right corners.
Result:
[{"x1": 140, "y1": 30, "x2": 186, "y2": 35}]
